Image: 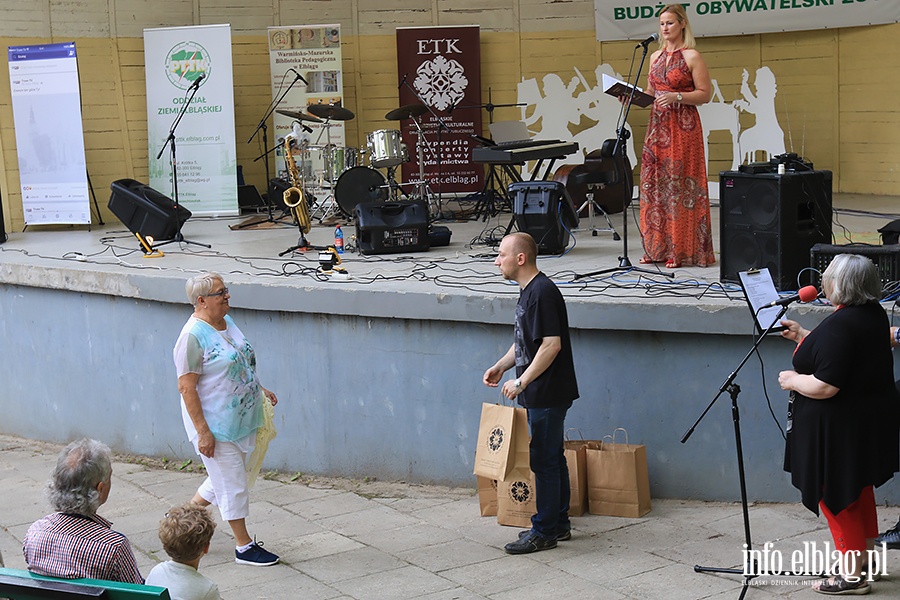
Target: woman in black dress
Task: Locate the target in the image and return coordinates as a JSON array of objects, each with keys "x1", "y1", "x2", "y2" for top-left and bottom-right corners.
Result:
[{"x1": 779, "y1": 254, "x2": 900, "y2": 594}]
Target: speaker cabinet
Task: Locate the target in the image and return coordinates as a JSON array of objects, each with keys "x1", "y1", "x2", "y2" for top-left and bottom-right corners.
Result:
[
  {"x1": 719, "y1": 170, "x2": 832, "y2": 291},
  {"x1": 510, "y1": 181, "x2": 579, "y2": 255},
  {"x1": 108, "y1": 179, "x2": 191, "y2": 241},
  {"x1": 355, "y1": 200, "x2": 429, "y2": 255}
]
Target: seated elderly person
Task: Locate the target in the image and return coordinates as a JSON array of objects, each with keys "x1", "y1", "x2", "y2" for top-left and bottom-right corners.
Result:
[{"x1": 23, "y1": 438, "x2": 143, "y2": 583}]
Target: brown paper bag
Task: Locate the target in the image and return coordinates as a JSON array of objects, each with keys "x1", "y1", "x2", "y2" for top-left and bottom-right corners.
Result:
[
  {"x1": 473, "y1": 401, "x2": 530, "y2": 481},
  {"x1": 497, "y1": 469, "x2": 537, "y2": 528},
  {"x1": 586, "y1": 429, "x2": 651, "y2": 518},
  {"x1": 564, "y1": 438, "x2": 601, "y2": 516},
  {"x1": 477, "y1": 476, "x2": 498, "y2": 517}
]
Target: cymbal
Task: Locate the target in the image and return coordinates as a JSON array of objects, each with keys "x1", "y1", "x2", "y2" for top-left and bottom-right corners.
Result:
[
  {"x1": 307, "y1": 103, "x2": 355, "y2": 121},
  {"x1": 385, "y1": 104, "x2": 428, "y2": 121},
  {"x1": 276, "y1": 109, "x2": 322, "y2": 123}
]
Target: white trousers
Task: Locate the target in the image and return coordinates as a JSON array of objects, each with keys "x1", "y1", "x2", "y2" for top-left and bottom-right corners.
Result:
[{"x1": 195, "y1": 436, "x2": 254, "y2": 521}]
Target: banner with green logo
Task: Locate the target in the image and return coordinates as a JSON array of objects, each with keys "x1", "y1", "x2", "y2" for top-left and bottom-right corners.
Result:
[{"x1": 144, "y1": 24, "x2": 238, "y2": 216}]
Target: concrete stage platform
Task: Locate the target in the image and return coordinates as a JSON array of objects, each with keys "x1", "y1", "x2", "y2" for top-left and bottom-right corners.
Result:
[{"x1": 2, "y1": 193, "x2": 900, "y2": 504}]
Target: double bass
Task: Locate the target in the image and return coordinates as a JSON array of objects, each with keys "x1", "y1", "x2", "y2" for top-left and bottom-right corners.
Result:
[{"x1": 552, "y1": 148, "x2": 633, "y2": 217}]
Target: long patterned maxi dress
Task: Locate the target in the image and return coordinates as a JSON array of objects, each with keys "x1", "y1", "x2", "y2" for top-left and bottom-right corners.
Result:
[{"x1": 639, "y1": 48, "x2": 715, "y2": 267}]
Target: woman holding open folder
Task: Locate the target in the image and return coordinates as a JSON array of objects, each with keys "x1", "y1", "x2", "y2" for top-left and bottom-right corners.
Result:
[{"x1": 637, "y1": 4, "x2": 714, "y2": 269}]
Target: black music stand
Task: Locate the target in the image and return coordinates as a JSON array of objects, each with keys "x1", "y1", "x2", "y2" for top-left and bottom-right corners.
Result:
[
  {"x1": 154, "y1": 78, "x2": 210, "y2": 250},
  {"x1": 573, "y1": 41, "x2": 670, "y2": 280}
]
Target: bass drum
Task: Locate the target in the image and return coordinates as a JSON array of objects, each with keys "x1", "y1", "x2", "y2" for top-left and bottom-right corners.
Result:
[{"x1": 334, "y1": 166, "x2": 388, "y2": 216}]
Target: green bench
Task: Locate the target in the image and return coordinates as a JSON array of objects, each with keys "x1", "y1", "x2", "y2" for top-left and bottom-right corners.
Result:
[{"x1": 0, "y1": 568, "x2": 170, "y2": 600}]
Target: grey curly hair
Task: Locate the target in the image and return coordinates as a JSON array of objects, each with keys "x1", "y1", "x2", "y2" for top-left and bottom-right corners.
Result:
[{"x1": 46, "y1": 438, "x2": 112, "y2": 515}]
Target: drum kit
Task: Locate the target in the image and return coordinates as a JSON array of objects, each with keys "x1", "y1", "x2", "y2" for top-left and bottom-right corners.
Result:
[{"x1": 276, "y1": 102, "x2": 434, "y2": 223}]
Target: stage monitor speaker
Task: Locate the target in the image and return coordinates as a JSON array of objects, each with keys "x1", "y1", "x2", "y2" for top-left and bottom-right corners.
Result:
[
  {"x1": 719, "y1": 170, "x2": 832, "y2": 291},
  {"x1": 108, "y1": 179, "x2": 191, "y2": 241},
  {"x1": 355, "y1": 200, "x2": 429, "y2": 255},
  {"x1": 510, "y1": 181, "x2": 579, "y2": 255}
]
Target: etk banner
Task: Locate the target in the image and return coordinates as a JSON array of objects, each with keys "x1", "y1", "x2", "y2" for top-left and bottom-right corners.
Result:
[
  {"x1": 144, "y1": 24, "x2": 238, "y2": 215},
  {"x1": 595, "y1": 1, "x2": 900, "y2": 41},
  {"x1": 396, "y1": 25, "x2": 483, "y2": 196}
]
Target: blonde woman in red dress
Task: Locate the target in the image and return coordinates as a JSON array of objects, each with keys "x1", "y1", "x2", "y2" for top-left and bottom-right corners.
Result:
[{"x1": 638, "y1": 4, "x2": 715, "y2": 269}]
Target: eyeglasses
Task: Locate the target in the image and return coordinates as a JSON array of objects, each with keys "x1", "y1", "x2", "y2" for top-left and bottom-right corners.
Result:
[{"x1": 205, "y1": 287, "x2": 229, "y2": 298}]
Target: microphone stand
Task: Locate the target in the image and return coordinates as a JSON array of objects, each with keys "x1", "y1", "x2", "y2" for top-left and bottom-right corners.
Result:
[
  {"x1": 683, "y1": 303, "x2": 821, "y2": 600},
  {"x1": 239, "y1": 70, "x2": 307, "y2": 228},
  {"x1": 574, "y1": 41, "x2": 670, "y2": 280},
  {"x1": 400, "y1": 76, "x2": 450, "y2": 221},
  {"x1": 154, "y1": 78, "x2": 210, "y2": 250}
]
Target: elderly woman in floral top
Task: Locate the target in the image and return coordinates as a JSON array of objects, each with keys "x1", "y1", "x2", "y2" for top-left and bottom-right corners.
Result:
[{"x1": 174, "y1": 273, "x2": 280, "y2": 567}]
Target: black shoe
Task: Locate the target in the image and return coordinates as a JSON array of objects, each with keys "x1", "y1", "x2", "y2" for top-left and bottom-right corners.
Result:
[
  {"x1": 875, "y1": 521, "x2": 900, "y2": 550},
  {"x1": 518, "y1": 526, "x2": 571, "y2": 542},
  {"x1": 505, "y1": 530, "x2": 557, "y2": 554}
]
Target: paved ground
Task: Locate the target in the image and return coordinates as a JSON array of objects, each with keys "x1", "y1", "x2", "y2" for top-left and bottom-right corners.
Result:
[{"x1": 2, "y1": 434, "x2": 899, "y2": 599}]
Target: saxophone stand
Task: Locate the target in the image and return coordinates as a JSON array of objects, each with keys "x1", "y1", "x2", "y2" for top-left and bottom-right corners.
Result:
[
  {"x1": 683, "y1": 303, "x2": 820, "y2": 600},
  {"x1": 154, "y1": 77, "x2": 210, "y2": 250}
]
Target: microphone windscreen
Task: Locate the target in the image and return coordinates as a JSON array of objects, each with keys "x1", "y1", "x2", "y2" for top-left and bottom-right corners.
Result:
[{"x1": 798, "y1": 285, "x2": 819, "y2": 303}]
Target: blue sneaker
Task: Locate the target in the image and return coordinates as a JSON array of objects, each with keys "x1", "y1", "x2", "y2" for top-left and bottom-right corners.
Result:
[{"x1": 235, "y1": 541, "x2": 279, "y2": 566}]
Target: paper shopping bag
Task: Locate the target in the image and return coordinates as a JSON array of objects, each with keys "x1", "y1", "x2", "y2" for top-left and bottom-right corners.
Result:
[
  {"x1": 497, "y1": 470, "x2": 537, "y2": 528},
  {"x1": 586, "y1": 429, "x2": 651, "y2": 518},
  {"x1": 476, "y1": 476, "x2": 498, "y2": 517},
  {"x1": 473, "y1": 402, "x2": 530, "y2": 481},
  {"x1": 564, "y1": 438, "x2": 601, "y2": 516}
]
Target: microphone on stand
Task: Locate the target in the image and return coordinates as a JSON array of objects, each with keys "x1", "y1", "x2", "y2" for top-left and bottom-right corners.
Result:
[
  {"x1": 760, "y1": 285, "x2": 820, "y2": 309},
  {"x1": 636, "y1": 33, "x2": 659, "y2": 48},
  {"x1": 398, "y1": 73, "x2": 408, "y2": 89},
  {"x1": 289, "y1": 68, "x2": 307, "y2": 84},
  {"x1": 190, "y1": 73, "x2": 205, "y2": 90}
]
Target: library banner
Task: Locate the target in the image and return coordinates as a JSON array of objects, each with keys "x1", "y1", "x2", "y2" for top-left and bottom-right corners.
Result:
[
  {"x1": 8, "y1": 42, "x2": 90, "y2": 225},
  {"x1": 144, "y1": 24, "x2": 238, "y2": 215},
  {"x1": 268, "y1": 24, "x2": 344, "y2": 185},
  {"x1": 396, "y1": 25, "x2": 483, "y2": 196},
  {"x1": 595, "y1": 1, "x2": 900, "y2": 41}
]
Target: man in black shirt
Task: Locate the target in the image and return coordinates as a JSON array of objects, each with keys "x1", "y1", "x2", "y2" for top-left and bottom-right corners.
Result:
[{"x1": 483, "y1": 233, "x2": 579, "y2": 554}]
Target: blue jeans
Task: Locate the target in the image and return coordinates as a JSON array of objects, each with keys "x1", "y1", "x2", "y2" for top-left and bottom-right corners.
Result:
[{"x1": 527, "y1": 406, "x2": 570, "y2": 538}]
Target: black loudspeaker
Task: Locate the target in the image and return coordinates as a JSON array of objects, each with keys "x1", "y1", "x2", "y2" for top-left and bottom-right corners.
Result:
[
  {"x1": 510, "y1": 181, "x2": 579, "y2": 255},
  {"x1": 720, "y1": 170, "x2": 832, "y2": 291},
  {"x1": 0, "y1": 188, "x2": 7, "y2": 244},
  {"x1": 355, "y1": 200, "x2": 429, "y2": 255},
  {"x1": 108, "y1": 179, "x2": 191, "y2": 241},
  {"x1": 267, "y1": 178, "x2": 291, "y2": 212}
]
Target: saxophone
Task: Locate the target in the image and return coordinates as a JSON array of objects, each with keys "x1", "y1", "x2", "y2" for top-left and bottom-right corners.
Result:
[{"x1": 283, "y1": 136, "x2": 311, "y2": 235}]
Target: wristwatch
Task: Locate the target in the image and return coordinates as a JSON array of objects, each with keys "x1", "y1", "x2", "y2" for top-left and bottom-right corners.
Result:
[
  {"x1": 676, "y1": 93, "x2": 683, "y2": 103},
  {"x1": 513, "y1": 378, "x2": 522, "y2": 391}
]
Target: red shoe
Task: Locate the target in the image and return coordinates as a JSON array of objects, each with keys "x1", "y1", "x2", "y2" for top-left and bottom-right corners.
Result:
[{"x1": 665, "y1": 260, "x2": 680, "y2": 269}]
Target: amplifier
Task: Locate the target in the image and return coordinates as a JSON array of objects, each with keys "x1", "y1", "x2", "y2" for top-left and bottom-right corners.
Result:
[
  {"x1": 509, "y1": 180, "x2": 579, "y2": 255},
  {"x1": 355, "y1": 200, "x2": 429, "y2": 255},
  {"x1": 810, "y1": 243, "x2": 900, "y2": 286}
]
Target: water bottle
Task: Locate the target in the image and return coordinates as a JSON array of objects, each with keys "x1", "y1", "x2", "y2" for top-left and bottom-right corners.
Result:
[{"x1": 334, "y1": 225, "x2": 344, "y2": 254}]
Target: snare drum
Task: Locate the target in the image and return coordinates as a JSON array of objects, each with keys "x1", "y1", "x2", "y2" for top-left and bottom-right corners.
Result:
[{"x1": 367, "y1": 129, "x2": 408, "y2": 168}]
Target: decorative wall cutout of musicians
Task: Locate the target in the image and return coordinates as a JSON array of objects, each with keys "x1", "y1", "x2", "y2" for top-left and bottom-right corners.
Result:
[
  {"x1": 733, "y1": 66, "x2": 786, "y2": 164},
  {"x1": 516, "y1": 63, "x2": 788, "y2": 196}
]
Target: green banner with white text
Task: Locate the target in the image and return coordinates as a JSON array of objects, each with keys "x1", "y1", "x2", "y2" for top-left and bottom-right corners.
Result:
[{"x1": 595, "y1": 0, "x2": 900, "y2": 41}]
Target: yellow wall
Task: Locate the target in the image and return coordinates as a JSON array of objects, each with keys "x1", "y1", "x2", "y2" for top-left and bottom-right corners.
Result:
[{"x1": 1, "y1": 1, "x2": 897, "y2": 232}]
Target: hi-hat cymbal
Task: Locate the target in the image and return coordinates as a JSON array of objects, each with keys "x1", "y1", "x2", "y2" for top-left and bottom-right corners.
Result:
[
  {"x1": 385, "y1": 104, "x2": 428, "y2": 121},
  {"x1": 307, "y1": 103, "x2": 355, "y2": 121},
  {"x1": 276, "y1": 109, "x2": 322, "y2": 123}
]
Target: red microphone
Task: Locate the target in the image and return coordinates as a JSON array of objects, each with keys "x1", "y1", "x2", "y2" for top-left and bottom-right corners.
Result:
[{"x1": 761, "y1": 285, "x2": 819, "y2": 309}]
